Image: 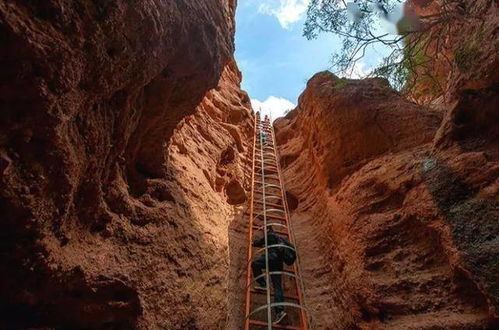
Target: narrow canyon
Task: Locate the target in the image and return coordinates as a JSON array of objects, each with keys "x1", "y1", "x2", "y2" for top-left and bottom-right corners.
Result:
[{"x1": 0, "y1": 0, "x2": 497, "y2": 329}]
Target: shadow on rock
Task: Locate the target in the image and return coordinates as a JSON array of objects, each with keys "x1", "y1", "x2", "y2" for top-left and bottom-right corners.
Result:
[{"x1": 420, "y1": 157, "x2": 499, "y2": 321}]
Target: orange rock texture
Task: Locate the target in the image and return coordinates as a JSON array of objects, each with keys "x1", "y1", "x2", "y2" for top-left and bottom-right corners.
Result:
[
  {"x1": 276, "y1": 71, "x2": 498, "y2": 329},
  {"x1": 1, "y1": 0, "x2": 497, "y2": 329},
  {"x1": 404, "y1": 0, "x2": 499, "y2": 103},
  {"x1": 0, "y1": 0, "x2": 255, "y2": 328}
]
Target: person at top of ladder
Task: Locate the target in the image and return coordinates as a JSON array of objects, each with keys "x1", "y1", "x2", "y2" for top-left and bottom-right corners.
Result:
[
  {"x1": 259, "y1": 128, "x2": 267, "y2": 146},
  {"x1": 251, "y1": 226, "x2": 296, "y2": 324}
]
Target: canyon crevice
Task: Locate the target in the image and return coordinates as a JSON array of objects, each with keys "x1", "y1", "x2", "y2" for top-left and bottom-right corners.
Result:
[{"x1": 1, "y1": 0, "x2": 498, "y2": 329}]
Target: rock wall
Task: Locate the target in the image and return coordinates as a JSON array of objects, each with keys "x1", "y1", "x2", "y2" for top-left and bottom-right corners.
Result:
[
  {"x1": 276, "y1": 72, "x2": 498, "y2": 329},
  {"x1": 0, "y1": 1, "x2": 254, "y2": 328},
  {"x1": 405, "y1": 0, "x2": 498, "y2": 103},
  {"x1": 1, "y1": 0, "x2": 496, "y2": 329}
]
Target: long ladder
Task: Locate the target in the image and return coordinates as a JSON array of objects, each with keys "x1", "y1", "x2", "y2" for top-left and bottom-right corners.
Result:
[{"x1": 244, "y1": 114, "x2": 309, "y2": 330}]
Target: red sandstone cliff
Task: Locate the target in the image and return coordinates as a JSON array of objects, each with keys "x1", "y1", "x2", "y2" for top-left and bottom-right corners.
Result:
[
  {"x1": 276, "y1": 71, "x2": 498, "y2": 329},
  {"x1": 275, "y1": 3, "x2": 498, "y2": 327},
  {"x1": 0, "y1": 1, "x2": 254, "y2": 328}
]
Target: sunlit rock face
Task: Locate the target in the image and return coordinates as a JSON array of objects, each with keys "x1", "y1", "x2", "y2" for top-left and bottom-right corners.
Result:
[{"x1": 276, "y1": 71, "x2": 498, "y2": 329}]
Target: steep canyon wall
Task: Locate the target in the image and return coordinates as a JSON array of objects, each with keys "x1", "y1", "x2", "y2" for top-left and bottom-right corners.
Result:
[
  {"x1": 1, "y1": 0, "x2": 497, "y2": 329},
  {"x1": 276, "y1": 51, "x2": 498, "y2": 330},
  {"x1": 276, "y1": 2, "x2": 498, "y2": 328},
  {"x1": 0, "y1": 1, "x2": 253, "y2": 329}
]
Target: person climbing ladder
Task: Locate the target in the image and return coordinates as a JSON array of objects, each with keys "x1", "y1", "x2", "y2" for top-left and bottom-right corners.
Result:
[
  {"x1": 259, "y1": 128, "x2": 267, "y2": 145},
  {"x1": 251, "y1": 226, "x2": 296, "y2": 324}
]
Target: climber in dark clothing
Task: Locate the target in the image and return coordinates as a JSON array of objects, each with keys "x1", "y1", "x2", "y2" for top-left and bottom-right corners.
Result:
[
  {"x1": 252, "y1": 226, "x2": 288, "y2": 324},
  {"x1": 259, "y1": 129, "x2": 267, "y2": 145}
]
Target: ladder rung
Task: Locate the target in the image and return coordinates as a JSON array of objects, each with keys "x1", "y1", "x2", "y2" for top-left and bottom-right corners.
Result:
[
  {"x1": 252, "y1": 210, "x2": 286, "y2": 218},
  {"x1": 255, "y1": 168, "x2": 279, "y2": 173},
  {"x1": 255, "y1": 181, "x2": 282, "y2": 186},
  {"x1": 254, "y1": 192, "x2": 282, "y2": 198},
  {"x1": 254, "y1": 214, "x2": 287, "y2": 221},
  {"x1": 255, "y1": 160, "x2": 275, "y2": 164},
  {"x1": 254, "y1": 173, "x2": 280, "y2": 178},
  {"x1": 255, "y1": 179, "x2": 280, "y2": 184},
  {"x1": 255, "y1": 161, "x2": 277, "y2": 164},
  {"x1": 254, "y1": 183, "x2": 282, "y2": 188},
  {"x1": 248, "y1": 319, "x2": 301, "y2": 330},
  {"x1": 255, "y1": 172, "x2": 281, "y2": 180},
  {"x1": 254, "y1": 201, "x2": 283, "y2": 208},
  {"x1": 250, "y1": 290, "x2": 300, "y2": 301},
  {"x1": 252, "y1": 226, "x2": 289, "y2": 236},
  {"x1": 255, "y1": 164, "x2": 278, "y2": 167},
  {"x1": 255, "y1": 171, "x2": 278, "y2": 175}
]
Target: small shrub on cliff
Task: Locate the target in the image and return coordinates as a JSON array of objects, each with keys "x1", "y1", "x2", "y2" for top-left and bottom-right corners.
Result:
[
  {"x1": 335, "y1": 78, "x2": 348, "y2": 89},
  {"x1": 454, "y1": 27, "x2": 484, "y2": 73}
]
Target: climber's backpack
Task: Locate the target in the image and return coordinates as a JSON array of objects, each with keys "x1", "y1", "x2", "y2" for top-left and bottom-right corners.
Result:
[{"x1": 279, "y1": 237, "x2": 296, "y2": 266}]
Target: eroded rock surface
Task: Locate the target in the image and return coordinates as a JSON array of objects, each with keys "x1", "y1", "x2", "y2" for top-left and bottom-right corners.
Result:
[
  {"x1": 276, "y1": 72, "x2": 498, "y2": 329},
  {"x1": 0, "y1": 1, "x2": 254, "y2": 328},
  {"x1": 1, "y1": 0, "x2": 497, "y2": 329}
]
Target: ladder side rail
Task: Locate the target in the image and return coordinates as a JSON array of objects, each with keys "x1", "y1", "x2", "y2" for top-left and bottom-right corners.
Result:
[
  {"x1": 262, "y1": 120, "x2": 304, "y2": 329},
  {"x1": 244, "y1": 115, "x2": 259, "y2": 330},
  {"x1": 270, "y1": 122, "x2": 310, "y2": 330},
  {"x1": 260, "y1": 119, "x2": 272, "y2": 329},
  {"x1": 262, "y1": 119, "x2": 297, "y2": 329}
]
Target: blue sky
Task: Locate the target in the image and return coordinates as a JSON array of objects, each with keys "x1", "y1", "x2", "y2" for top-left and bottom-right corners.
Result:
[
  {"x1": 234, "y1": 0, "x2": 396, "y2": 118},
  {"x1": 235, "y1": 0, "x2": 338, "y2": 118}
]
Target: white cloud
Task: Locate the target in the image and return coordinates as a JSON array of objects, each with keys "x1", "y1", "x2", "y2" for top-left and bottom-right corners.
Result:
[
  {"x1": 251, "y1": 96, "x2": 295, "y2": 119},
  {"x1": 258, "y1": 0, "x2": 310, "y2": 29},
  {"x1": 340, "y1": 61, "x2": 373, "y2": 79}
]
